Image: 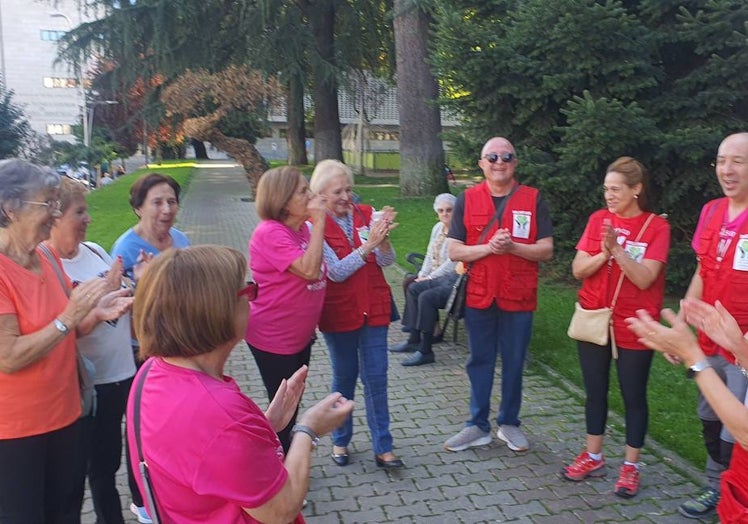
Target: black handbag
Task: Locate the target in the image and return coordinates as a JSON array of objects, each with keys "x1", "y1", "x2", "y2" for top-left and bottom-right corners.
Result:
[{"x1": 442, "y1": 185, "x2": 518, "y2": 334}]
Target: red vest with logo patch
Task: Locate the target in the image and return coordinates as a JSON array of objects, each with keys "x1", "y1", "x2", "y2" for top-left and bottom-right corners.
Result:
[
  {"x1": 464, "y1": 181, "x2": 540, "y2": 311},
  {"x1": 318, "y1": 205, "x2": 392, "y2": 333},
  {"x1": 695, "y1": 197, "x2": 748, "y2": 362}
]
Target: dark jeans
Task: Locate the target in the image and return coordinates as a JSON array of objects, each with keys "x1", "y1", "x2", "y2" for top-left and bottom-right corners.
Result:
[
  {"x1": 401, "y1": 273, "x2": 458, "y2": 335},
  {"x1": 578, "y1": 341, "x2": 654, "y2": 449},
  {"x1": 88, "y1": 378, "x2": 133, "y2": 524},
  {"x1": 0, "y1": 420, "x2": 84, "y2": 524},
  {"x1": 464, "y1": 304, "x2": 533, "y2": 431},
  {"x1": 249, "y1": 340, "x2": 313, "y2": 454}
]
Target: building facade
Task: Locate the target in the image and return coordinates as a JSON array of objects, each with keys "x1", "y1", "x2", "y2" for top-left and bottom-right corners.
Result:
[{"x1": 0, "y1": 0, "x2": 94, "y2": 142}]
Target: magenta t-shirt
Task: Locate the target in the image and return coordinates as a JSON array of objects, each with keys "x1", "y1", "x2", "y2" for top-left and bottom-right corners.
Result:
[
  {"x1": 245, "y1": 220, "x2": 326, "y2": 354},
  {"x1": 126, "y1": 358, "x2": 304, "y2": 524}
]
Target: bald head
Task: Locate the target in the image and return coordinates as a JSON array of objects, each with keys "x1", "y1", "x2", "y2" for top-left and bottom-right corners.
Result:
[{"x1": 481, "y1": 137, "x2": 516, "y2": 158}]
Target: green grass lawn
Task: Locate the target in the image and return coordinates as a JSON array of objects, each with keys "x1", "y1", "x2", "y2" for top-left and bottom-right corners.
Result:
[
  {"x1": 85, "y1": 161, "x2": 195, "y2": 250},
  {"x1": 352, "y1": 178, "x2": 706, "y2": 469}
]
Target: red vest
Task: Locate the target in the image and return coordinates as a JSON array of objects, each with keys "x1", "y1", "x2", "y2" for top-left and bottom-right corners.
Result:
[
  {"x1": 318, "y1": 205, "x2": 392, "y2": 333},
  {"x1": 463, "y1": 182, "x2": 540, "y2": 311},
  {"x1": 718, "y1": 443, "x2": 748, "y2": 523},
  {"x1": 695, "y1": 198, "x2": 748, "y2": 362}
]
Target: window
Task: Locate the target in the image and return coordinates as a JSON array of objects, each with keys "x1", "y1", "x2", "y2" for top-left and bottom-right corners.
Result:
[
  {"x1": 43, "y1": 77, "x2": 78, "y2": 88},
  {"x1": 46, "y1": 124, "x2": 72, "y2": 135},
  {"x1": 41, "y1": 30, "x2": 66, "y2": 41}
]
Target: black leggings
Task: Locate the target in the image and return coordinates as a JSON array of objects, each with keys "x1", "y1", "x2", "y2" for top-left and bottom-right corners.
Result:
[
  {"x1": 0, "y1": 420, "x2": 84, "y2": 524},
  {"x1": 578, "y1": 341, "x2": 654, "y2": 449},
  {"x1": 249, "y1": 340, "x2": 313, "y2": 454}
]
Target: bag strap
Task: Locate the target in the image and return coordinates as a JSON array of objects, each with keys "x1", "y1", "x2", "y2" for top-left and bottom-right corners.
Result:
[
  {"x1": 610, "y1": 212, "x2": 656, "y2": 309},
  {"x1": 133, "y1": 358, "x2": 162, "y2": 524},
  {"x1": 466, "y1": 183, "x2": 519, "y2": 273},
  {"x1": 38, "y1": 243, "x2": 70, "y2": 297}
]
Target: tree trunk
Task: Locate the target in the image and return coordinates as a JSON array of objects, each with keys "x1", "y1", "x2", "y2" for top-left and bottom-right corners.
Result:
[
  {"x1": 310, "y1": 0, "x2": 342, "y2": 162},
  {"x1": 286, "y1": 74, "x2": 308, "y2": 165},
  {"x1": 191, "y1": 138, "x2": 209, "y2": 159},
  {"x1": 394, "y1": 1, "x2": 447, "y2": 196}
]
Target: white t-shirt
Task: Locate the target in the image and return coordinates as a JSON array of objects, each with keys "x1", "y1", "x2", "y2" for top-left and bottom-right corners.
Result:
[{"x1": 61, "y1": 242, "x2": 136, "y2": 384}]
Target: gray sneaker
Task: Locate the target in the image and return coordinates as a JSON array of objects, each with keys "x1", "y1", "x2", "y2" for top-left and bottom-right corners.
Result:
[
  {"x1": 497, "y1": 424, "x2": 529, "y2": 452},
  {"x1": 444, "y1": 426, "x2": 492, "y2": 452}
]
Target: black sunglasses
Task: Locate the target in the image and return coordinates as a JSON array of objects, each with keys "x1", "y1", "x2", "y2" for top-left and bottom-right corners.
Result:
[
  {"x1": 483, "y1": 152, "x2": 515, "y2": 164},
  {"x1": 237, "y1": 281, "x2": 259, "y2": 301}
]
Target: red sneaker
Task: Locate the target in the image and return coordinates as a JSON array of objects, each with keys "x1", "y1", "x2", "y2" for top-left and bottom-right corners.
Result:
[
  {"x1": 562, "y1": 451, "x2": 606, "y2": 481},
  {"x1": 614, "y1": 464, "x2": 640, "y2": 498}
]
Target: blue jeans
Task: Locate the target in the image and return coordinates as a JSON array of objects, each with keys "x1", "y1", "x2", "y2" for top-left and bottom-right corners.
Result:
[
  {"x1": 323, "y1": 325, "x2": 393, "y2": 455},
  {"x1": 464, "y1": 303, "x2": 533, "y2": 432}
]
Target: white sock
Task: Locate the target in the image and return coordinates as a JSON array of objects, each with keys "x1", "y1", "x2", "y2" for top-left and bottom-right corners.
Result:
[
  {"x1": 587, "y1": 451, "x2": 602, "y2": 461},
  {"x1": 624, "y1": 460, "x2": 639, "y2": 469}
]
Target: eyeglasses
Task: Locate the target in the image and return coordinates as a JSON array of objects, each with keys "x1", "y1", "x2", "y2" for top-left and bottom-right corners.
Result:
[
  {"x1": 436, "y1": 208, "x2": 453, "y2": 214},
  {"x1": 237, "y1": 281, "x2": 259, "y2": 301},
  {"x1": 23, "y1": 199, "x2": 62, "y2": 211},
  {"x1": 482, "y1": 152, "x2": 515, "y2": 164}
]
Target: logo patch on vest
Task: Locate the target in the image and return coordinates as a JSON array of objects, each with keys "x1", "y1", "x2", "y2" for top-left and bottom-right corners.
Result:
[
  {"x1": 512, "y1": 211, "x2": 531, "y2": 239},
  {"x1": 733, "y1": 235, "x2": 748, "y2": 271}
]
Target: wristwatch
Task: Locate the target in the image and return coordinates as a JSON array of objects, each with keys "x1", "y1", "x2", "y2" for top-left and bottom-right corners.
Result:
[
  {"x1": 686, "y1": 359, "x2": 712, "y2": 379},
  {"x1": 291, "y1": 424, "x2": 319, "y2": 448},
  {"x1": 53, "y1": 318, "x2": 70, "y2": 335}
]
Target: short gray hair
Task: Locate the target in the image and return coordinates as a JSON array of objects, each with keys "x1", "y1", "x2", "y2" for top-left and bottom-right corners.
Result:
[
  {"x1": 309, "y1": 159, "x2": 353, "y2": 194},
  {"x1": 0, "y1": 159, "x2": 60, "y2": 228},
  {"x1": 433, "y1": 193, "x2": 456, "y2": 212}
]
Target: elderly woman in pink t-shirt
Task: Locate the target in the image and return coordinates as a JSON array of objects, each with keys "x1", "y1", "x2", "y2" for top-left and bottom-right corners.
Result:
[{"x1": 245, "y1": 166, "x2": 328, "y2": 452}]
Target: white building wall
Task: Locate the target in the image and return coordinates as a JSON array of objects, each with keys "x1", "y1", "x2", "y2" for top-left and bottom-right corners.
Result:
[{"x1": 0, "y1": 0, "x2": 93, "y2": 142}]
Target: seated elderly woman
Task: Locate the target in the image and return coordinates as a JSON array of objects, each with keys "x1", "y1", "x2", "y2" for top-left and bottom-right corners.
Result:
[
  {"x1": 628, "y1": 299, "x2": 748, "y2": 523},
  {"x1": 126, "y1": 245, "x2": 353, "y2": 523},
  {"x1": 390, "y1": 193, "x2": 458, "y2": 366}
]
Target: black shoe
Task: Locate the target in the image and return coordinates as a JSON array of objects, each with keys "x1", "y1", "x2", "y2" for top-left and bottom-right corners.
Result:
[
  {"x1": 331, "y1": 448, "x2": 349, "y2": 467},
  {"x1": 389, "y1": 341, "x2": 419, "y2": 353},
  {"x1": 402, "y1": 351, "x2": 435, "y2": 366},
  {"x1": 375, "y1": 454, "x2": 404, "y2": 469}
]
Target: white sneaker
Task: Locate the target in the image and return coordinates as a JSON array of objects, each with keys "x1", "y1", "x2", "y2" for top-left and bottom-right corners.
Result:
[
  {"x1": 444, "y1": 425, "x2": 492, "y2": 452},
  {"x1": 497, "y1": 424, "x2": 529, "y2": 452},
  {"x1": 130, "y1": 503, "x2": 153, "y2": 524}
]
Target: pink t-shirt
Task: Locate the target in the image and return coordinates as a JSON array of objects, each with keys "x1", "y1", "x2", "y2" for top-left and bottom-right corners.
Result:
[
  {"x1": 245, "y1": 220, "x2": 326, "y2": 354},
  {"x1": 126, "y1": 358, "x2": 303, "y2": 524}
]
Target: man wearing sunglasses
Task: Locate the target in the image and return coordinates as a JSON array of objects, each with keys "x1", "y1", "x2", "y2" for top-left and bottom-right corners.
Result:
[{"x1": 444, "y1": 136, "x2": 554, "y2": 454}]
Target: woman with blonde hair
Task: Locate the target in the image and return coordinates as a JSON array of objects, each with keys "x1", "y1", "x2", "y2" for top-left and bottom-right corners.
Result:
[{"x1": 309, "y1": 159, "x2": 403, "y2": 468}]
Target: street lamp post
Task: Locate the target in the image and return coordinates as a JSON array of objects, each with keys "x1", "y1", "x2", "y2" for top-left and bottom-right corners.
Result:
[
  {"x1": 49, "y1": 12, "x2": 88, "y2": 147},
  {"x1": 86, "y1": 100, "x2": 118, "y2": 147}
]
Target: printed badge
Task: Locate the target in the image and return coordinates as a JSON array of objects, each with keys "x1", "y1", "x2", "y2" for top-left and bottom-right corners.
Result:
[
  {"x1": 624, "y1": 241, "x2": 648, "y2": 263},
  {"x1": 732, "y1": 235, "x2": 748, "y2": 271},
  {"x1": 512, "y1": 211, "x2": 531, "y2": 239},
  {"x1": 357, "y1": 226, "x2": 370, "y2": 242}
]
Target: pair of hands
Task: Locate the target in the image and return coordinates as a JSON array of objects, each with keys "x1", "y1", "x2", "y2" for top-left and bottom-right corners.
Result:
[
  {"x1": 600, "y1": 219, "x2": 620, "y2": 257},
  {"x1": 367, "y1": 206, "x2": 399, "y2": 249},
  {"x1": 627, "y1": 298, "x2": 746, "y2": 368},
  {"x1": 488, "y1": 228, "x2": 513, "y2": 255},
  {"x1": 265, "y1": 365, "x2": 354, "y2": 437},
  {"x1": 65, "y1": 256, "x2": 134, "y2": 327}
]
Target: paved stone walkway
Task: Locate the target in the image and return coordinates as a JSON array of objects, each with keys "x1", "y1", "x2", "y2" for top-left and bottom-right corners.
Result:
[{"x1": 84, "y1": 162, "x2": 713, "y2": 523}]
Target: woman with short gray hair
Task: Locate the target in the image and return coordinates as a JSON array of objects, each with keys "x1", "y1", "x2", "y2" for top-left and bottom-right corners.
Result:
[
  {"x1": 0, "y1": 158, "x2": 120, "y2": 523},
  {"x1": 390, "y1": 193, "x2": 458, "y2": 366}
]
